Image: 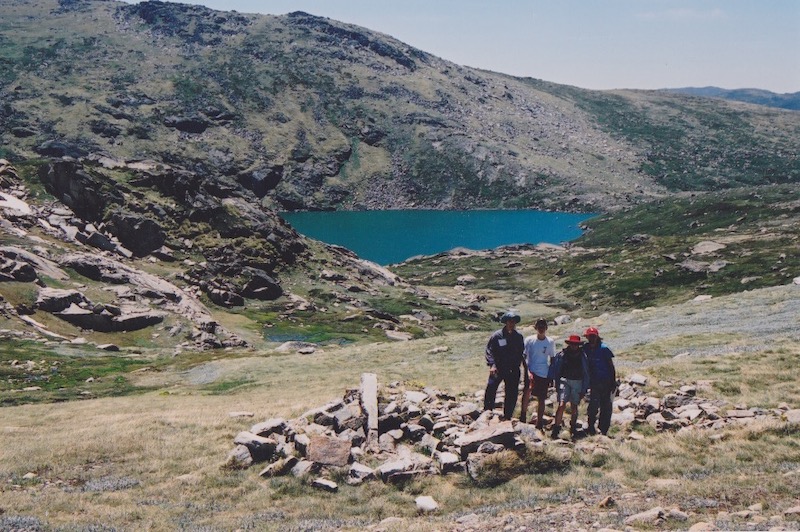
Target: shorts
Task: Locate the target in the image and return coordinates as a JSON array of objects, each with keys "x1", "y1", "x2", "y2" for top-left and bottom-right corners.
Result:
[
  {"x1": 531, "y1": 373, "x2": 550, "y2": 400},
  {"x1": 557, "y1": 378, "x2": 584, "y2": 405}
]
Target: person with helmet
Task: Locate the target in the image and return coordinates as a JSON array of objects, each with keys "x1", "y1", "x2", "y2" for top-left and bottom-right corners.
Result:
[
  {"x1": 583, "y1": 326, "x2": 616, "y2": 436},
  {"x1": 483, "y1": 311, "x2": 526, "y2": 420},
  {"x1": 522, "y1": 317, "x2": 555, "y2": 429},
  {"x1": 547, "y1": 334, "x2": 590, "y2": 440}
]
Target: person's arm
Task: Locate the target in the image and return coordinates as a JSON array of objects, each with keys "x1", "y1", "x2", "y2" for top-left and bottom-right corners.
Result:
[
  {"x1": 485, "y1": 334, "x2": 497, "y2": 373},
  {"x1": 606, "y1": 346, "x2": 616, "y2": 383},
  {"x1": 581, "y1": 354, "x2": 591, "y2": 395}
]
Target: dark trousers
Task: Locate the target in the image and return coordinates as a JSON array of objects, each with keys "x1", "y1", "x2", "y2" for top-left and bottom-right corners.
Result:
[
  {"x1": 587, "y1": 379, "x2": 615, "y2": 434},
  {"x1": 484, "y1": 368, "x2": 521, "y2": 419}
]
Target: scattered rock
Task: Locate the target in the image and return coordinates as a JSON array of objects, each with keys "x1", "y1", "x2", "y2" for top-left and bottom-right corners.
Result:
[
  {"x1": 385, "y1": 330, "x2": 413, "y2": 341},
  {"x1": 628, "y1": 373, "x2": 648, "y2": 386},
  {"x1": 415, "y1": 495, "x2": 439, "y2": 513},
  {"x1": 692, "y1": 241, "x2": 726, "y2": 255},
  {"x1": 310, "y1": 478, "x2": 338, "y2": 492},
  {"x1": 624, "y1": 506, "x2": 664, "y2": 525}
]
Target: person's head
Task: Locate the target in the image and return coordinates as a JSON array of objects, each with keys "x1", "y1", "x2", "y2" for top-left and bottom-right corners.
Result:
[
  {"x1": 534, "y1": 318, "x2": 548, "y2": 338},
  {"x1": 584, "y1": 327, "x2": 601, "y2": 345},
  {"x1": 500, "y1": 311, "x2": 521, "y2": 331},
  {"x1": 565, "y1": 334, "x2": 582, "y2": 351}
]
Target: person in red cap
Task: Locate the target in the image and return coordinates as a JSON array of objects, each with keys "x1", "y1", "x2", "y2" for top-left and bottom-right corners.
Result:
[
  {"x1": 547, "y1": 334, "x2": 590, "y2": 440},
  {"x1": 583, "y1": 327, "x2": 616, "y2": 436},
  {"x1": 483, "y1": 311, "x2": 526, "y2": 420}
]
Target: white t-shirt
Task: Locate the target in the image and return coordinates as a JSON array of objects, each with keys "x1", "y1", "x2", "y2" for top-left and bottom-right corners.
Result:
[{"x1": 524, "y1": 335, "x2": 555, "y2": 378}]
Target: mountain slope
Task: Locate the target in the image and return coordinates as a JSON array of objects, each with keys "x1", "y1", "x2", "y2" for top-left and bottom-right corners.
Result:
[
  {"x1": 1, "y1": 0, "x2": 798, "y2": 213},
  {"x1": 662, "y1": 86, "x2": 800, "y2": 111}
]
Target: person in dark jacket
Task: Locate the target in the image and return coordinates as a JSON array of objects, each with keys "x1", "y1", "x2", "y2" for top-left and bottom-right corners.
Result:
[
  {"x1": 483, "y1": 311, "x2": 526, "y2": 420},
  {"x1": 583, "y1": 327, "x2": 617, "y2": 436},
  {"x1": 548, "y1": 335, "x2": 590, "y2": 439}
]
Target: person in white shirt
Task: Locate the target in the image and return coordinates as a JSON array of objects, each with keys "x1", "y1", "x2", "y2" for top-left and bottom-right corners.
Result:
[{"x1": 522, "y1": 318, "x2": 555, "y2": 429}]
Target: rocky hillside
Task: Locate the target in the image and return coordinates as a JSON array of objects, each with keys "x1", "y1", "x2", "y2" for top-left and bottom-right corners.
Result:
[{"x1": 1, "y1": 0, "x2": 798, "y2": 213}]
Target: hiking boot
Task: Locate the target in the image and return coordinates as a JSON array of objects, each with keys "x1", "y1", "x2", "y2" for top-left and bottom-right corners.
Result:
[
  {"x1": 587, "y1": 427, "x2": 597, "y2": 436},
  {"x1": 551, "y1": 427, "x2": 561, "y2": 439}
]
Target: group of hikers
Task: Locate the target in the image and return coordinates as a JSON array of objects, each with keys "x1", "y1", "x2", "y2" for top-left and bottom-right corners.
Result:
[{"x1": 483, "y1": 311, "x2": 616, "y2": 440}]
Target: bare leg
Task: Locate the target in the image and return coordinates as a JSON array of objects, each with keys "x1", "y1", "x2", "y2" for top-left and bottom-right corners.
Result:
[
  {"x1": 569, "y1": 402, "x2": 580, "y2": 438},
  {"x1": 552, "y1": 403, "x2": 566, "y2": 438},
  {"x1": 536, "y1": 397, "x2": 547, "y2": 429},
  {"x1": 521, "y1": 385, "x2": 531, "y2": 422}
]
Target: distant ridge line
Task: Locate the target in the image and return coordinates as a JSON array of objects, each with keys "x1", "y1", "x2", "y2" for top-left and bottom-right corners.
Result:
[{"x1": 661, "y1": 86, "x2": 800, "y2": 111}]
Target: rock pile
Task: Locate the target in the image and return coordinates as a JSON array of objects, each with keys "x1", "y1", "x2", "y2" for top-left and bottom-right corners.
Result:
[
  {"x1": 610, "y1": 374, "x2": 799, "y2": 433},
  {"x1": 228, "y1": 373, "x2": 800, "y2": 492},
  {"x1": 227, "y1": 373, "x2": 552, "y2": 490}
]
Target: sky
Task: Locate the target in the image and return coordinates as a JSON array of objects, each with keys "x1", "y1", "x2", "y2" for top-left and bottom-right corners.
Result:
[{"x1": 122, "y1": 1, "x2": 800, "y2": 93}]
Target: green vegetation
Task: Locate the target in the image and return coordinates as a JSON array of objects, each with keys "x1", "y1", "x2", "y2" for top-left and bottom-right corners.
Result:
[
  {"x1": 0, "y1": 340, "x2": 154, "y2": 406},
  {"x1": 396, "y1": 184, "x2": 800, "y2": 312},
  {"x1": 536, "y1": 82, "x2": 800, "y2": 191}
]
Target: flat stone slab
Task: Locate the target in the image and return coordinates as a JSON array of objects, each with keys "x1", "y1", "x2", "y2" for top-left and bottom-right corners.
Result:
[
  {"x1": 311, "y1": 478, "x2": 338, "y2": 492},
  {"x1": 307, "y1": 434, "x2": 351, "y2": 466},
  {"x1": 692, "y1": 241, "x2": 726, "y2": 255},
  {"x1": 453, "y1": 420, "x2": 516, "y2": 459},
  {"x1": 250, "y1": 418, "x2": 287, "y2": 437}
]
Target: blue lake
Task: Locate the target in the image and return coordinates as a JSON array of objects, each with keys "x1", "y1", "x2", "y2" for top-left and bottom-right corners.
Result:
[{"x1": 281, "y1": 210, "x2": 595, "y2": 265}]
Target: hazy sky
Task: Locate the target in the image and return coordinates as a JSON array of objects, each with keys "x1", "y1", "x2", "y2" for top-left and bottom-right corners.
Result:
[{"x1": 123, "y1": 0, "x2": 799, "y2": 93}]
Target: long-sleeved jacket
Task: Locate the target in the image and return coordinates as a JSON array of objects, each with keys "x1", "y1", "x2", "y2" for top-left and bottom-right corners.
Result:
[
  {"x1": 583, "y1": 342, "x2": 616, "y2": 384},
  {"x1": 547, "y1": 348, "x2": 590, "y2": 394},
  {"x1": 485, "y1": 328, "x2": 525, "y2": 372}
]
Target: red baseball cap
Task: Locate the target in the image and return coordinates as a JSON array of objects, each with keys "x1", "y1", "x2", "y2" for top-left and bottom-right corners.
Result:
[
  {"x1": 584, "y1": 327, "x2": 600, "y2": 337},
  {"x1": 565, "y1": 335, "x2": 582, "y2": 344}
]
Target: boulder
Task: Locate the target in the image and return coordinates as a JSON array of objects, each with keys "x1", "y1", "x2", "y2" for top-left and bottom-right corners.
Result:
[
  {"x1": 782, "y1": 409, "x2": 800, "y2": 423},
  {"x1": 306, "y1": 435, "x2": 351, "y2": 466},
  {"x1": 628, "y1": 374, "x2": 648, "y2": 386},
  {"x1": 290, "y1": 459, "x2": 315, "y2": 477},
  {"x1": 163, "y1": 115, "x2": 209, "y2": 133},
  {"x1": 453, "y1": 420, "x2": 517, "y2": 459},
  {"x1": 435, "y1": 451, "x2": 462, "y2": 474},
  {"x1": 240, "y1": 268, "x2": 283, "y2": 300},
  {"x1": 624, "y1": 507, "x2": 664, "y2": 526},
  {"x1": 35, "y1": 288, "x2": 89, "y2": 313},
  {"x1": 376, "y1": 457, "x2": 414, "y2": 481},
  {"x1": 237, "y1": 165, "x2": 284, "y2": 198},
  {"x1": 310, "y1": 478, "x2": 338, "y2": 492},
  {"x1": 105, "y1": 211, "x2": 166, "y2": 257},
  {"x1": 0, "y1": 256, "x2": 37, "y2": 282},
  {"x1": 35, "y1": 140, "x2": 87, "y2": 158},
  {"x1": 226, "y1": 444, "x2": 253, "y2": 469},
  {"x1": 38, "y1": 160, "x2": 123, "y2": 220},
  {"x1": 258, "y1": 456, "x2": 298, "y2": 478},
  {"x1": 415, "y1": 496, "x2": 439, "y2": 513},
  {"x1": 347, "y1": 462, "x2": 376, "y2": 485},
  {"x1": 250, "y1": 418, "x2": 287, "y2": 437},
  {"x1": 233, "y1": 432, "x2": 278, "y2": 462},
  {"x1": 692, "y1": 241, "x2": 726, "y2": 255}
]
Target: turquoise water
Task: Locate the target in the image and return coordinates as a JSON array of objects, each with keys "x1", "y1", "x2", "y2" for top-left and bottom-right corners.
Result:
[{"x1": 281, "y1": 210, "x2": 595, "y2": 265}]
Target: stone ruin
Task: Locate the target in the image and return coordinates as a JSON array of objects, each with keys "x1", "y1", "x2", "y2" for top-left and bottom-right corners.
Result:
[{"x1": 227, "y1": 373, "x2": 800, "y2": 492}]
